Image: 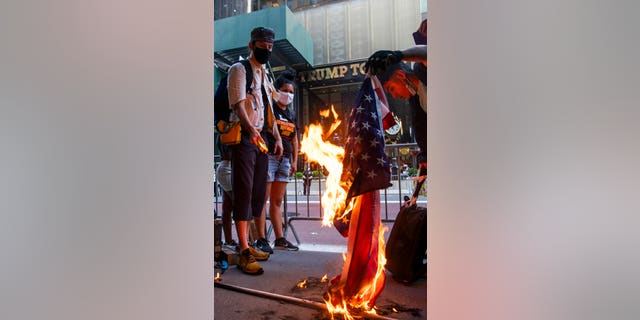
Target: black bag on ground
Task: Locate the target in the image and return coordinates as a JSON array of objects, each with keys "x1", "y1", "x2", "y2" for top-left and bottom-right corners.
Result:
[{"x1": 385, "y1": 169, "x2": 427, "y2": 284}]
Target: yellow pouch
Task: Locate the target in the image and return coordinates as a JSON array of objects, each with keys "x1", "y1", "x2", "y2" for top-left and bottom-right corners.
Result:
[{"x1": 219, "y1": 122, "x2": 242, "y2": 145}]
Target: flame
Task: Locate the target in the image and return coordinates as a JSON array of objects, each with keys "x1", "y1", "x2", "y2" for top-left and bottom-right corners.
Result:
[
  {"x1": 299, "y1": 123, "x2": 348, "y2": 226},
  {"x1": 296, "y1": 279, "x2": 308, "y2": 288},
  {"x1": 301, "y1": 107, "x2": 387, "y2": 319},
  {"x1": 325, "y1": 299, "x2": 355, "y2": 320},
  {"x1": 318, "y1": 105, "x2": 343, "y2": 145},
  {"x1": 214, "y1": 272, "x2": 221, "y2": 282},
  {"x1": 322, "y1": 225, "x2": 388, "y2": 318},
  {"x1": 321, "y1": 274, "x2": 328, "y2": 283},
  {"x1": 319, "y1": 107, "x2": 331, "y2": 118},
  {"x1": 325, "y1": 105, "x2": 342, "y2": 140},
  {"x1": 351, "y1": 225, "x2": 388, "y2": 310},
  {"x1": 330, "y1": 104, "x2": 339, "y2": 120},
  {"x1": 392, "y1": 307, "x2": 398, "y2": 313}
]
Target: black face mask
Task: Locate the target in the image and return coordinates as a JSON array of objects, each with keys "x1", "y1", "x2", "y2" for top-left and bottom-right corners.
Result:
[{"x1": 253, "y1": 47, "x2": 271, "y2": 64}]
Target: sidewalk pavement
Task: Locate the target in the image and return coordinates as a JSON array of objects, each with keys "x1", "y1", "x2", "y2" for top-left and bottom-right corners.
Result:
[{"x1": 214, "y1": 241, "x2": 427, "y2": 319}]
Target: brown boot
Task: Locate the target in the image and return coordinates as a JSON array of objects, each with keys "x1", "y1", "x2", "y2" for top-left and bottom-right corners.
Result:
[
  {"x1": 248, "y1": 246, "x2": 270, "y2": 261},
  {"x1": 237, "y1": 249, "x2": 263, "y2": 275}
]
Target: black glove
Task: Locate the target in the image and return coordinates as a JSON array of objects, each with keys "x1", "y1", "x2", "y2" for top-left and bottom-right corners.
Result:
[{"x1": 364, "y1": 50, "x2": 404, "y2": 76}]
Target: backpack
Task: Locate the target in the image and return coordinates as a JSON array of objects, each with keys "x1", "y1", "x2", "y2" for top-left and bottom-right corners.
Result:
[
  {"x1": 214, "y1": 59, "x2": 253, "y2": 133},
  {"x1": 385, "y1": 169, "x2": 427, "y2": 284}
]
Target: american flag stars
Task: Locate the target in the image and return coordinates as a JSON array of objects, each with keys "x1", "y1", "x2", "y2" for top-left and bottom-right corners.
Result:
[{"x1": 340, "y1": 78, "x2": 391, "y2": 199}]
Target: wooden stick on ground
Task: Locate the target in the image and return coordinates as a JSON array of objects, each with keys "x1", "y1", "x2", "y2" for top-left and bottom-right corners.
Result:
[{"x1": 214, "y1": 281, "x2": 398, "y2": 320}]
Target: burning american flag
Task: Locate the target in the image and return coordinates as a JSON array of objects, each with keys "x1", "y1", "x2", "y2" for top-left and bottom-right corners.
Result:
[
  {"x1": 325, "y1": 76, "x2": 393, "y2": 318},
  {"x1": 300, "y1": 75, "x2": 395, "y2": 318}
]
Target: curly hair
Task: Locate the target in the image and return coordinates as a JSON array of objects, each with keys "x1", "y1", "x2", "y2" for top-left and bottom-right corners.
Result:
[{"x1": 275, "y1": 69, "x2": 296, "y2": 90}]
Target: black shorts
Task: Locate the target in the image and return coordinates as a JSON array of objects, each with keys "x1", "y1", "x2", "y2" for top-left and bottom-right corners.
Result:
[{"x1": 230, "y1": 132, "x2": 268, "y2": 221}]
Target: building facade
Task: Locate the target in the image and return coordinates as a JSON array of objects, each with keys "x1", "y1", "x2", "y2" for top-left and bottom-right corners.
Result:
[{"x1": 214, "y1": 0, "x2": 427, "y2": 169}]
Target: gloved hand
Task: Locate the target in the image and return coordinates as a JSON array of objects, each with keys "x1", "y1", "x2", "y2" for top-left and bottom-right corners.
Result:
[{"x1": 364, "y1": 50, "x2": 404, "y2": 76}]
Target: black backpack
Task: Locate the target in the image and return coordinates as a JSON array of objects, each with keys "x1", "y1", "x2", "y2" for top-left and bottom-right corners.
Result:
[{"x1": 214, "y1": 60, "x2": 253, "y2": 132}]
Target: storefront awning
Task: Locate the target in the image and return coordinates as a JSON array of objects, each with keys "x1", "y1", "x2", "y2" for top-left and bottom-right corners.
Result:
[{"x1": 214, "y1": 6, "x2": 314, "y2": 73}]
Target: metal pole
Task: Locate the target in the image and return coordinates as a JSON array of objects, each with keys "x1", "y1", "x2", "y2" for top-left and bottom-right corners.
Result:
[{"x1": 214, "y1": 281, "x2": 399, "y2": 320}]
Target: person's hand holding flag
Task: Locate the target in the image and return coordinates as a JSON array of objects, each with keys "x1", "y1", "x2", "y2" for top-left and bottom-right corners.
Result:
[{"x1": 364, "y1": 50, "x2": 404, "y2": 76}]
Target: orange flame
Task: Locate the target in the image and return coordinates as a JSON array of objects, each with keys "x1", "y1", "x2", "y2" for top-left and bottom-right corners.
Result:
[
  {"x1": 296, "y1": 279, "x2": 308, "y2": 288},
  {"x1": 351, "y1": 225, "x2": 388, "y2": 310},
  {"x1": 330, "y1": 104, "x2": 339, "y2": 120},
  {"x1": 214, "y1": 272, "x2": 221, "y2": 282},
  {"x1": 319, "y1": 105, "x2": 343, "y2": 143},
  {"x1": 325, "y1": 299, "x2": 355, "y2": 320},
  {"x1": 319, "y1": 107, "x2": 331, "y2": 118},
  {"x1": 321, "y1": 274, "x2": 328, "y2": 283},
  {"x1": 299, "y1": 123, "x2": 349, "y2": 226},
  {"x1": 322, "y1": 225, "x2": 388, "y2": 317},
  {"x1": 324, "y1": 121, "x2": 343, "y2": 141},
  {"x1": 301, "y1": 107, "x2": 387, "y2": 319}
]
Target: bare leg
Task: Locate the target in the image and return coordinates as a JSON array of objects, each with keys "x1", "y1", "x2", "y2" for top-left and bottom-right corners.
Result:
[
  {"x1": 236, "y1": 220, "x2": 250, "y2": 251},
  {"x1": 269, "y1": 181, "x2": 287, "y2": 239}
]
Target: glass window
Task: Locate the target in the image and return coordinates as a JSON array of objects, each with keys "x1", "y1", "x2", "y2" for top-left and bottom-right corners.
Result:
[{"x1": 291, "y1": 0, "x2": 423, "y2": 64}]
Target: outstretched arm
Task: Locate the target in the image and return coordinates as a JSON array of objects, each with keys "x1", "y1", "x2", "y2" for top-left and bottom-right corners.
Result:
[
  {"x1": 400, "y1": 45, "x2": 427, "y2": 66},
  {"x1": 365, "y1": 45, "x2": 427, "y2": 75}
]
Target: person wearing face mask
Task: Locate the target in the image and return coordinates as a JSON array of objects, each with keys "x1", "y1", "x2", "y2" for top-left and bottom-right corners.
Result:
[
  {"x1": 366, "y1": 20, "x2": 428, "y2": 282},
  {"x1": 227, "y1": 26, "x2": 284, "y2": 275},
  {"x1": 254, "y1": 70, "x2": 300, "y2": 253},
  {"x1": 364, "y1": 19, "x2": 427, "y2": 171}
]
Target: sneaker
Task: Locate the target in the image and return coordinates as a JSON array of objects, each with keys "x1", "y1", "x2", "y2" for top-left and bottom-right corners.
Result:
[
  {"x1": 237, "y1": 249, "x2": 263, "y2": 275},
  {"x1": 254, "y1": 237, "x2": 274, "y2": 254},
  {"x1": 223, "y1": 240, "x2": 238, "y2": 251},
  {"x1": 274, "y1": 238, "x2": 299, "y2": 251},
  {"x1": 247, "y1": 246, "x2": 270, "y2": 261}
]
